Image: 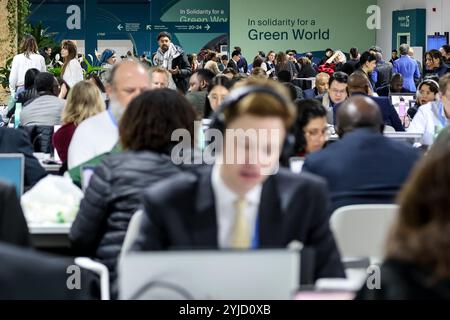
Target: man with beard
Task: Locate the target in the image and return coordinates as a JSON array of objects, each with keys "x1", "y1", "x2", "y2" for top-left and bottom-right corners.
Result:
[
  {"x1": 67, "y1": 61, "x2": 151, "y2": 183},
  {"x1": 153, "y1": 31, "x2": 191, "y2": 93}
]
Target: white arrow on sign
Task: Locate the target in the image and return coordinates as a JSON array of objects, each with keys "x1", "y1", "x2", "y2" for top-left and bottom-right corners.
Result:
[
  {"x1": 117, "y1": 24, "x2": 123, "y2": 31},
  {"x1": 205, "y1": 24, "x2": 210, "y2": 31},
  {"x1": 146, "y1": 25, "x2": 152, "y2": 30}
]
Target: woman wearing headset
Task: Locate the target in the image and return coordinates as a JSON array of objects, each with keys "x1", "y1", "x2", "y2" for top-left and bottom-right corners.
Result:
[{"x1": 408, "y1": 79, "x2": 440, "y2": 119}]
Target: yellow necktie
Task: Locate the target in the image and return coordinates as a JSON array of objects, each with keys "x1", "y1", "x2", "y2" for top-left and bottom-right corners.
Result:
[{"x1": 231, "y1": 197, "x2": 251, "y2": 249}]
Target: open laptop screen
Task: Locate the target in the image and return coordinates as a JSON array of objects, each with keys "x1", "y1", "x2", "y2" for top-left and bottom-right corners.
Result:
[{"x1": 0, "y1": 154, "x2": 24, "y2": 196}]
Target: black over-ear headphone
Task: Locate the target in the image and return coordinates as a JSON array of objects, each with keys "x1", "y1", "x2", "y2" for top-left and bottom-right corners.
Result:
[{"x1": 208, "y1": 85, "x2": 296, "y2": 160}]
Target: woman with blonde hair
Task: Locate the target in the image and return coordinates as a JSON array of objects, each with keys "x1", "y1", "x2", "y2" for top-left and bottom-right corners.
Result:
[
  {"x1": 53, "y1": 81, "x2": 105, "y2": 165},
  {"x1": 60, "y1": 40, "x2": 84, "y2": 87}
]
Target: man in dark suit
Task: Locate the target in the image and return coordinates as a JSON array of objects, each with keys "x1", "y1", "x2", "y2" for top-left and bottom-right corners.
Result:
[
  {"x1": 0, "y1": 181, "x2": 29, "y2": 246},
  {"x1": 0, "y1": 127, "x2": 47, "y2": 188},
  {"x1": 303, "y1": 96, "x2": 421, "y2": 212},
  {"x1": 344, "y1": 72, "x2": 405, "y2": 131},
  {"x1": 227, "y1": 50, "x2": 241, "y2": 73},
  {"x1": 132, "y1": 81, "x2": 345, "y2": 282}
]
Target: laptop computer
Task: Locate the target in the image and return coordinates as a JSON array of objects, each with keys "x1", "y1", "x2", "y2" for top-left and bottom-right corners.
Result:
[
  {"x1": 0, "y1": 153, "x2": 24, "y2": 196},
  {"x1": 389, "y1": 93, "x2": 416, "y2": 117},
  {"x1": 119, "y1": 249, "x2": 301, "y2": 300}
]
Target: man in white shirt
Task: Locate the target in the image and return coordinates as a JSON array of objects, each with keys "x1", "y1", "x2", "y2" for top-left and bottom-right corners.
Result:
[
  {"x1": 67, "y1": 60, "x2": 151, "y2": 170},
  {"x1": 408, "y1": 74, "x2": 450, "y2": 146},
  {"x1": 132, "y1": 79, "x2": 345, "y2": 282}
]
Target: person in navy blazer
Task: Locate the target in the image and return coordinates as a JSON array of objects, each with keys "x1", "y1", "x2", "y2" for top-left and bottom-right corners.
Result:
[
  {"x1": 342, "y1": 72, "x2": 405, "y2": 131},
  {"x1": 132, "y1": 81, "x2": 345, "y2": 283},
  {"x1": 303, "y1": 96, "x2": 421, "y2": 212},
  {"x1": 393, "y1": 44, "x2": 421, "y2": 92},
  {"x1": 0, "y1": 127, "x2": 46, "y2": 188}
]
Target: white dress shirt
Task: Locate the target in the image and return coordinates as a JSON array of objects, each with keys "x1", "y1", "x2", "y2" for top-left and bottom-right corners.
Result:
[
  {"x1": 62, "y1": 59, "x2": 84, "y2": 88},
  {"x1": 211, "y1": 164, "x2": 263, "y2": 249},
  {"x1": 407, "y1": 101, "x2": 450, "y2": 145},
  {"x1": 9, "y1": 53, "x2": 46, "y2": 92}
]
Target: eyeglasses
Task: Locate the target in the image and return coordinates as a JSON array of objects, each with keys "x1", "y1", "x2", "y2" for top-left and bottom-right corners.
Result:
[
  {"x1": 304, "y1": 127, "x2": 332, "y2": 139},
  {"x1": 329, "y1": 88, "x2": 347, "y2": 95}
]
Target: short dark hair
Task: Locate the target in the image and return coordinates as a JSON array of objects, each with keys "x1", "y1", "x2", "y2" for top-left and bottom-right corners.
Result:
[
  {"x1": 293, "y1": 99, "x2": 327, "y2": 153},
  {"x1": 442, "y1": 44, "x2": 450, "y2": 55},
  {"x1": 34, "y1": 72, "x2": 58, "y2": 94},
  {"x1": 157, "y1": 31, "x2": 171, "y2": 41},
  {"x1": 221, "y1": 55, "x2": 229, "y2": 61},
  {"x1": 120, "y1": 89, "x2": 197, "y2": 152},
  {"x1": 24, "y1": 68, "x2": 40, "y2": 90},
  {"x1": 329, "y1": 71, "x2": 348, "y2": 87},
  {"x1": 231, "y1": 50, "x2": 241, "y2": 58},
  {"x1": 359, "y1": 51, "x2": 377, "y2": 66},
  {"x1": 193, "y1": 68, "x2": 215, "y2": 84},
  {"x1": 277, "y1": 70, "x2": 293, "y2": 83},
  {"x1": 349, "y1": 48, "x2": 359, "y2": 59}
]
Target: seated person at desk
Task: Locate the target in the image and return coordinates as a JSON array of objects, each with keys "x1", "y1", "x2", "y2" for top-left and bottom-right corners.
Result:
[
  {"x1": 53, "y1": 81, "x2": 105, "y2": 167},
  {"x1": 132, "y1": 80, "x2": 346, "y2": 282},
  {"x1": 0, "y1": 127, "x2": 46, "y2": 188},
  {"x1": 356, "y1": 127, "x2": 450, "y2": 299},
  {"x1": 376, "y1": 73, "x2": 411, "y2": 97},
  {"x1": 316, "y1": 71, "x2": 348, "y2": 124},
  {"x1": 303, "y1": 96, "x2": 421, "y2": 212},
  {"x1": 69, "y1": 89, "x2": 198, "y2": 288},
  {"x1": 408, "y1": 74, "x2": 450, "y2": 146},
  {"x1": 291, "y1": 99, "x2": 330, "y2": 157},
  {"x1": 19, "y1": 72, "x2": 66, "y2": 126},
  {"x1": 303, "y1": 72, "x2": 329, "y2": 99},
  {"x1": 407, "y1": 78, "x2": 440, "y2": 119},
  {"x1": 345, "y1": 72, "x2": 405, "y2": 131}
]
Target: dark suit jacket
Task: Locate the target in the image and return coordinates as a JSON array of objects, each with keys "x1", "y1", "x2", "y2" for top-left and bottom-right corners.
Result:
[
  {"x1": 303, "y1": 88, "x2": 319, "y2": 99},
  {"x1": 0, "y1": 242, "x2": 99, "y2": 299},
  {"x1": 227, "y1": 59, "x2": 238, "y2": 72},
  {"x1": 344, "y1": 93, "x2": 405, "y2": 131},
  {"x1": 0, "y1": 127, "x2": 47, "y2": 188},
  {"x1": 0, "y1": 182, "x2": 29, "y2": 247},
  {"x1": 132, "y1": 166, "x2": 345, "y2": 282},
  {"x1": 303, "y1": 128, "x2": 421, "y2": 212}
]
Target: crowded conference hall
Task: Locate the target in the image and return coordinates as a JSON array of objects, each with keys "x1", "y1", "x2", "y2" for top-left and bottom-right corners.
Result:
[{"x1": 1, "y1": 0, "x2": 450, "y2": 306}]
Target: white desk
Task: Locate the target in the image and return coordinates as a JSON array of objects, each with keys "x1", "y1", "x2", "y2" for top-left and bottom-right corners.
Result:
[{"x1": 28, "y1": 222, "x2": 72, "y2": 249}]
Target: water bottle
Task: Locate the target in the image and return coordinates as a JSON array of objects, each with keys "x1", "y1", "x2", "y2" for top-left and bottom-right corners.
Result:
[
  {"x1": 398, "y1": 98, "x2": 406, "y2": 117},
  {"x1": 14, "y1": 102, "x2": 22, "y2": 128}
]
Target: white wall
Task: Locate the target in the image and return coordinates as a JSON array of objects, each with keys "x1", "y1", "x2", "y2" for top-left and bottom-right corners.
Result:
[{"x1": 377, "y1": 0, "x2": 450, "y2": 57}]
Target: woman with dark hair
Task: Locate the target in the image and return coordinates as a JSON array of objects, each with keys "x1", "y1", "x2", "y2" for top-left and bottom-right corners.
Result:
[
  {"x1": 203, "y1": 75, "x2": 233, "y2": 118},
  {"x1": 69, "y1": 89, "x2": 197, "y2": 289},
  {"x1": 60, "y1": 40, "x2": 84, "y2": 87},
  {"x1": 424, "y1": 49, "x2": 450, "y2": 78},
  {"x1": 16, "y1": 68, "x2": 40, "y2": 106},
  {"x1": 356, "y1": 126, "x2": 450, "y2": 299},
  {"x1": 408, "y1": 79, "x2": 440, "y2": 119},
  {"x1": 266, "y1": 50, "x2": 276, "y2": 78},
  {"x1": 293, "y1": 99, "x2": 330, "y2": 156},
  {"x1": 275, "y1": 51, "x2": 297, "y2": 79},
  {"x1": 297, "y1": 57, "x2": 317, "y2": 78},
  {"x1": 9, "y1": 35, "x2": 46, "y2": 95}
]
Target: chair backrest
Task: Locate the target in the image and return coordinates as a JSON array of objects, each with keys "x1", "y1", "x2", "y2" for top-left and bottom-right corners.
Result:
[
  {"x1": 119, "y1": 210, "x2": 144, "y2": 265},
  {"x1": 330, "y1": 204, "x2": 398, "y2": 262}
]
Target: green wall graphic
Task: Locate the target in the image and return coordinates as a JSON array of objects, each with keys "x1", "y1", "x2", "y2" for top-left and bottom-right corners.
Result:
[{"x1": 230, "y1": 0, "x2": 377, "y2": 56}]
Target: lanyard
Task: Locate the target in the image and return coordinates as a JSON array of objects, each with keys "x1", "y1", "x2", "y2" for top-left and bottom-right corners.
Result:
[
  {"x1": 251, "y1": 216, "x2": 259, "y2": 249},
  {"x1": 437, "y1": 102, "x2": 448, "y2": 128},
  {"x1": 107, "y1": 109, "x2": 118, "y2": 128}
]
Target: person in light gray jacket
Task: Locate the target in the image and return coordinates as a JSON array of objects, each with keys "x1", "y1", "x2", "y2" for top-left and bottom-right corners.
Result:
[{"x1": 20, "y1": 72, "x2": 65, "y2": 126}]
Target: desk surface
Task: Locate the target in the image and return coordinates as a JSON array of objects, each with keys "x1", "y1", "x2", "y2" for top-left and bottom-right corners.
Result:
[{"x1": 28, "y1": 223, "x2": 71, "y2": 234}]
